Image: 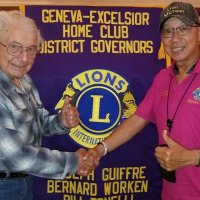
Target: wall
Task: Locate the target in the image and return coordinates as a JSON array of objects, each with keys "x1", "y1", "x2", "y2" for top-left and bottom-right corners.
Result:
[{"x1": 0, "y1": 0, "x2": 200, "y2": 7}]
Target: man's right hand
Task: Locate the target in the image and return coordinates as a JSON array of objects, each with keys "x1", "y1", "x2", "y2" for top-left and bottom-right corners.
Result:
[{"x1": 75, "y1": 148, "x2": 101, "y2": 176}]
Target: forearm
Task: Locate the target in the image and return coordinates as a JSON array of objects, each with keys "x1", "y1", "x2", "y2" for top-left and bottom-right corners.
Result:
[
  {"x1": 173, "y1": 148, "x2": 200, "y2": 170},
  {"x1": 0, "y1": 127, "x2": 78, "y2": 179},
  {"x1": 40, "y1": 112, "x2": 69, "y2": 136},
  {"x1": 97, "y1": 114, "x2": 148, "y2": 156},
  {"x1": 184, "y1": 149, "x2": 200, "y2": 167},
  {"x1": 1, "y1": 143, "x2": 78, "y2": 179}
]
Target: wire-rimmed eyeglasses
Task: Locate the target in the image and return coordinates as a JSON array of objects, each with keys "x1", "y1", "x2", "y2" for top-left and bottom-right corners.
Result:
[
  {"x1": 0, "y1": 42, "x2": 38, "y2": 58},
  {"x1": 161, "y1": 24, "x2": 199, "y2": 38}
]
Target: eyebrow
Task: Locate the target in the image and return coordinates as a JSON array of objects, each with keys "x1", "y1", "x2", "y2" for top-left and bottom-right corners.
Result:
[{"x1": 8, "y1": 41, "x2": 37, "y2": 47}]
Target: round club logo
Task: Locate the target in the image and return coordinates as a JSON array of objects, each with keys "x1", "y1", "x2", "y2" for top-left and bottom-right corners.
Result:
[
  {"x1": 193, "y1": 88, "x2": 200, "y2": 101},
  {"x1": 55, "y1": 69, "x2": 137, "y2": 148}
]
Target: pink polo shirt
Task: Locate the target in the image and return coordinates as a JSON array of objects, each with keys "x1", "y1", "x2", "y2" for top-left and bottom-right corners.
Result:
[{"x1": 136, "y1": 59, "x2": 200, "y2": 200}]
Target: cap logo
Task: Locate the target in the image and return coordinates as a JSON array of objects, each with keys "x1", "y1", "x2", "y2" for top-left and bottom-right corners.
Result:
[{"x1": 164, "y1": 6, "x2": 184, "y2": 17}]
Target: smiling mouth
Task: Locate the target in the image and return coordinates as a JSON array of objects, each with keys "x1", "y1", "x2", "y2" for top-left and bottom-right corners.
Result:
[
  {"x1": 12, "y1": 63, "x2": 25, "y2": 68},
  {"x1": 171, "y1": 47, "x2": 184, "y2": 52}
]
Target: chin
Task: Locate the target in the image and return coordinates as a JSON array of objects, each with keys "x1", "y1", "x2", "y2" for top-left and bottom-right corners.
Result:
[
  {"x1": 12, "y1": 70, "x2": 27, "y2": 78},
  {"x1": 169, "y1": 54, "x2": 186, "y2": 62}
]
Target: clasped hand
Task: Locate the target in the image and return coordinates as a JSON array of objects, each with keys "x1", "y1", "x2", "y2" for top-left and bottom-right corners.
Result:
[
  {"x1": 75, "y1": 148, "x2": 101, "y2": 176},
  {"x1": 58, "y1": 97, "x2": 104, "y2": 176},
  {"x1": 74, "y1": 143, "x2": 106, "y2": 176}
]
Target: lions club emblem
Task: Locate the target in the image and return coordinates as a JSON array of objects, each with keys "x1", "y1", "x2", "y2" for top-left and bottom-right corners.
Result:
[{"x1": 55, "y1": 69, "x2": 137, "y2": 148}]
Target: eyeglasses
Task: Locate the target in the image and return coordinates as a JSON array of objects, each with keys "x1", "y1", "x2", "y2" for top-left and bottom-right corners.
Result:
[
  {"x1": 0, "y1": 42, "x2": 38, "y2": 58},
  {"x1": 161, "y1": 25, "x2": 199, "y2": 38}
]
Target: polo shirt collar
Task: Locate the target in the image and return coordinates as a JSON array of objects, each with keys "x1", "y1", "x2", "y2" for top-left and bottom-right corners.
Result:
[{"x1": 172, "y1": 58, "x2": 200, "y2": 75}]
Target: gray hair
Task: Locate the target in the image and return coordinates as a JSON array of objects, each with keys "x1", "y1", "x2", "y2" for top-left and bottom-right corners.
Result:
[{"x1": 0, "y1": 10, "x2": 43, "y2": 49}]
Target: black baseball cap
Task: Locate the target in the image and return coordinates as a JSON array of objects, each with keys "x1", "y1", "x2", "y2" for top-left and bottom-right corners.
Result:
[{"x1": 159, "y1": 2, "x2": 200, "y2": 30}]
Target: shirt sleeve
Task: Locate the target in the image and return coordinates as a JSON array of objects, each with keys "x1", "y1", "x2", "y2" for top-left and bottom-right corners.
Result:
[
  {"x1": 136, "y1": 71, "x2": 163, "y2": 124},
  {"x1": 30, "y1": 81, "x2": 70, "y2": 136},
  {"x1": 0, "y1": 101, "x2": 78, "y2": 179}
]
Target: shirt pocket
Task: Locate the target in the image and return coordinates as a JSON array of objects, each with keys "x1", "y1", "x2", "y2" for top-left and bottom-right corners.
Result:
[{"x1": 12, "y1": 108, "x2": 33, "y2": 124}]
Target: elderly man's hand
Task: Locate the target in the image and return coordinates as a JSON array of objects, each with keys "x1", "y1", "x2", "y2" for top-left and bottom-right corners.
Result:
[
  {"x1": 59, "y1": 96, "x2": 80, "y2": 128},
  {"x1": 77, "y1": 143, "x2": 106, "y2": 176},
  {"x1": 75, "y1": 148, "x2": 100, "y2": 176}
]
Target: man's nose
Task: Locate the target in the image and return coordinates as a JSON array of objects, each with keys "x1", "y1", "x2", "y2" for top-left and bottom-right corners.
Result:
[{"x1": 19, "y1": 49, "x2": 29, "y2": 61}]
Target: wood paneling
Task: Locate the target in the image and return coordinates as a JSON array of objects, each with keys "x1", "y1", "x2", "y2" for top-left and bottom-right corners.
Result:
[{"x1": 1, "y1": 0, "x2": 200, "y2": 7}]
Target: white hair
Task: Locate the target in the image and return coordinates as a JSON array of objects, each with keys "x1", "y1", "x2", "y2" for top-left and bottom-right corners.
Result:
[{"x1": 0, "y1": 10, "x2": 43, "y2": 49}]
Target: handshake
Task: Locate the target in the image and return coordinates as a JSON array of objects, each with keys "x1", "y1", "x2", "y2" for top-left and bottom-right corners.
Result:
[
  {"x1": 74, "y1": 142, "x2": 108, "y2": 176},
  {"x1": 60, "y1": 100, "x2": 109, "y2": 176}
]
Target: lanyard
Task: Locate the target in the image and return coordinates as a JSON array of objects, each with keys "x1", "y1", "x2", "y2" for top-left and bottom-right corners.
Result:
[{"x1": 167, "y1": 73, "x2": 197, "y2": 132}]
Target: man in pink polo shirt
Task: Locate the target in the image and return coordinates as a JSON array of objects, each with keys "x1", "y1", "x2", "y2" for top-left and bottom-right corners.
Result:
[{"x1": 85, "y1": 2, "x2": 200, "y2": 200}]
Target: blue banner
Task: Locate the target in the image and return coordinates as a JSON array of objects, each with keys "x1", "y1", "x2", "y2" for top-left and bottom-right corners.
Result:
[{"x1": 25, "y1": 5, "x2": 166, "y2": 200}]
